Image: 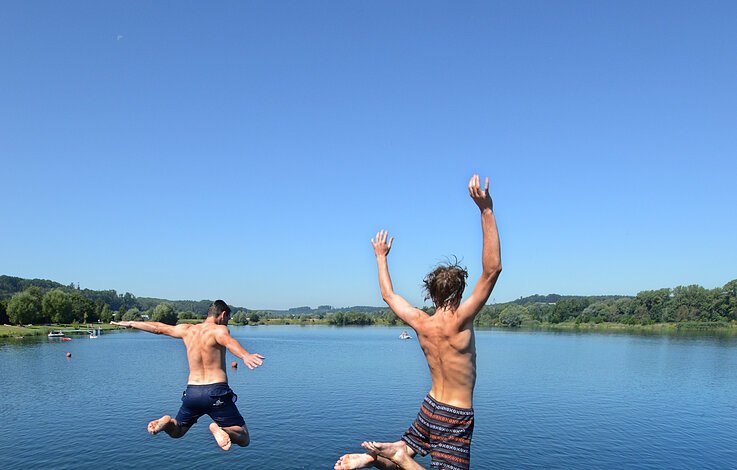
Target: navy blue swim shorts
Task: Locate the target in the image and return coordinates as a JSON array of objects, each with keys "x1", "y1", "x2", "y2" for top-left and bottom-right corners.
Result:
[{"x1": 174, "y1": 382, "x2": 245, "y2": 429}]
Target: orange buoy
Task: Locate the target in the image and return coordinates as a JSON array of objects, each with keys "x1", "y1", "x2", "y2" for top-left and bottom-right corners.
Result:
[
  {"x1": 231, "y1": 361, "x2": 238, "y2": 368},
  {"x1": 66, "y1": 352, "x2": 72, "y2": 358}
]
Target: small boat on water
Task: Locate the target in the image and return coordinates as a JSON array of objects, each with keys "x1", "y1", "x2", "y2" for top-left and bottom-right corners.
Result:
[
  {"x1": 48, "y1": 331, "x2": 65, "y2": 338},
  {"x1": 399, "y1": 331, "x2": 411, "y2": 340}
]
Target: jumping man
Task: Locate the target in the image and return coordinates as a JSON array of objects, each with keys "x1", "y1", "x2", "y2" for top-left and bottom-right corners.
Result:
[
  {"x1": 112, "y1": 300, "x2": 265, "y2": 451},
  {"x1": 335, "y1": 174, "x2": 502, "y2": 470}
]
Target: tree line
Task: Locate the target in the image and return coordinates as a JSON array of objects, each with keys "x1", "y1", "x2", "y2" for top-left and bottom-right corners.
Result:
[
  {"x1": 0, "y1": 286, "x2": 181, "y2": 326},
  {"x1": 475, "y1": 280, "x2": 737, "y2": 328},
  {"x1": 1, "y1": 275, "x2": 734, "y2": 329}
]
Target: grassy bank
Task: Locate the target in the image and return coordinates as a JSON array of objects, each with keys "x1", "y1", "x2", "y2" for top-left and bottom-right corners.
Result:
[
  {"x1": 0, "y1": 325, "x2": 48, "y2": 338},
  {"x1": 0, "y1": 323, "x2": 119, "y2": 338}
]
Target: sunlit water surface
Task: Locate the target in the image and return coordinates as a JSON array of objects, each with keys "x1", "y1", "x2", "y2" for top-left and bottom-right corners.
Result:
[{"x1": 1, "y1": 326, "x2": 736, "y2": 469}]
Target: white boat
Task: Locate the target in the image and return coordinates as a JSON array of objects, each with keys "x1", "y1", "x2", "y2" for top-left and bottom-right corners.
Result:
[
  {"x1": 399, "y1": 331, "x2": 411, "y2": 340},
  {"x1": 48, "y1": 331, "x2": 65, "y2": 337}
]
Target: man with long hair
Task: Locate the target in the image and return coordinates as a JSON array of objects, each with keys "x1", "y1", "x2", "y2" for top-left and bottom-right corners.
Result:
[{"x1": 335, "y1": 174, "x2": 502, "y2": 470}]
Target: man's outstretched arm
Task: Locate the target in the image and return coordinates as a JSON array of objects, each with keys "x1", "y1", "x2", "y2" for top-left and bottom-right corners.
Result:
[
  {"x1": 372, "y1": 230, "x2": 425, "y2": 328},
  {"x1": 215, "y1": 329, "x2": 265, "y2": 370},
  {"x1": 457, "y1": 174, "x2": 502, "y2": 322},
  {"x1": 110, "y1": 320, "x2": 191, "y2": 338}
]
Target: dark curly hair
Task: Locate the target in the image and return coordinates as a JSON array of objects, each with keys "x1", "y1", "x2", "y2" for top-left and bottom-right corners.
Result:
[{"x1": 423, "y1": 258, "x2": 469, "y2": 310}]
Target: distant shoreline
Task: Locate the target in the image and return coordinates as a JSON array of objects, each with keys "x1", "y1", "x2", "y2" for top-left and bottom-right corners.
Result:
[{"x1": 4, "y1": 320, "x2": 736, "y2": 339}]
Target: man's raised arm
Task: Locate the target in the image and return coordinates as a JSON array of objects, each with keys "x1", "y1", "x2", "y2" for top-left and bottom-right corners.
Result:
[
  {"x1": 372, "y1": 230, "x2": 425, "y2": 328},
  {"x1": 111, "y1": 320, "x2": 190, "y2": 338},
  {"x1": 457, "y1": 174, "x2": 502, "y2": 321}
]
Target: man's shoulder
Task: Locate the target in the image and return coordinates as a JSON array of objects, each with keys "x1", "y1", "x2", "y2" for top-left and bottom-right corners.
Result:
[{"x1": 201, "y1": 323, "x2": 229, "y2": 335}]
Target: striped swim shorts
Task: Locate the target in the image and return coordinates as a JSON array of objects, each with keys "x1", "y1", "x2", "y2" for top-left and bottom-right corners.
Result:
[{"x1": 401, "y1": 394, "x2": 474, "y2": 470}]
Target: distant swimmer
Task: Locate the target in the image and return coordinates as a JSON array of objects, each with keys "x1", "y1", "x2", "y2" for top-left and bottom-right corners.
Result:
[
  {"x1": 111, "y1": 300, "x2": 265, "y2": 451},
  {"x1": 335, "y1": 174, "x2": 502, "y2": 470}
]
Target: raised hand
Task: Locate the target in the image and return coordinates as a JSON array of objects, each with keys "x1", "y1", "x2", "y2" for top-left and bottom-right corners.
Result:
[
  {"x1": 371, "y1": 230, "x2": 394, "y2": 257},
  {"x1": 468, "y1": 174, "x2": 492, "y2": 212}
]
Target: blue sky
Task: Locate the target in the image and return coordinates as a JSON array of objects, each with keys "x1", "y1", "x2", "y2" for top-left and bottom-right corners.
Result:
[{"x1": 1, "y1": 1, "x2": 735, "y2": 309}]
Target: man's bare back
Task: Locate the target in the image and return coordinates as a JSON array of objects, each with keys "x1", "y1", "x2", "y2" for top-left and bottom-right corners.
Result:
[
  {"x1": 180, "y1": 321, "x2": 238, "y2": 384},
  {"x1": 412, "y1": 308, "x2": 476, "y2": 408},
  {"x1": 335, "y1": 174, "x2": 501, "y2": 470}
]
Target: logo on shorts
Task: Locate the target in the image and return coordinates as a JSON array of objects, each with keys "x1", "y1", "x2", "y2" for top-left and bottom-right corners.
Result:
[{"x1": 213, "y1": 399, "x2": 224, "y2": 406}]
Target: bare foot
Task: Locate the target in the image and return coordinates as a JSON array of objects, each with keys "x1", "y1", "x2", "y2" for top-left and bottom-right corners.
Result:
[
  {"x1": 147, "y1": 415, "x2": 171, "y2": 435},
  {"x1": 362, "y1": 441, "x2": 419, "y2": 469},
  {"x1": 209, "y1": 422, "x2": 232, "y2": 451},
  {"x1": 334, "y1": 453, "x2": 377, "y2": 470}
]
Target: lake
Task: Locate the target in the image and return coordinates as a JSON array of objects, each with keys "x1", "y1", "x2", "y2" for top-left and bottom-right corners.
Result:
[{"x1": 1, "y1": 326, "x2": 736, "y2": 469}]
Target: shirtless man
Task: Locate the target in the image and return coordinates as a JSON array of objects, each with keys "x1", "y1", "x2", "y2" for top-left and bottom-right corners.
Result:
[
  {"x1": 335, "y1": 174, "x2": 501, "y2": 470},
  {"x1": 111, "y1": 300, "x2": 265, "y2": 451}
]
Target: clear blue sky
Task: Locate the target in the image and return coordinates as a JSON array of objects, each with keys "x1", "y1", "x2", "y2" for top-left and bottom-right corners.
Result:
[{"x1": 2, "y1": 1, "x2": 735, "y2": 309}]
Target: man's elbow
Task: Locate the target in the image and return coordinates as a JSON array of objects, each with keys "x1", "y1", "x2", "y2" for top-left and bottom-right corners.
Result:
[{"x1": 484, "y1": 264, "x2": 502, "y2": 278}]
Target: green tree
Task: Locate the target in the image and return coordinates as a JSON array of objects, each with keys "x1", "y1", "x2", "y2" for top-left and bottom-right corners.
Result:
[
  {"x1": 42, "y1": 289, "x2": 74, "y2": 324},
  {"x1": 499, "y1": 305, "x2": 528, "y2": 327},
  {"x1": 231, "y1": 310, "x2": 249, "y2": 324},
  {"x1": 475, "y1": 304, "x2": 502, "y2": 327},
  {"x1": 582, "y1": 301, "x2": 615, "y2": 323},
  {"x1": 249, "y1": 312, "x2": 260, "y2": 323},
  {"x1": 70, "y1": 292, "x2": 97, "y2": 323},
  {"x1": 381, "y1": 309, "x2": 399, "y2": 325},
  {"x1": 177, "y1": 311, "x2": 197, "y2": 321},
  {"x1": 671, "y1": 285, "x2": 710, "y2": 321},
  {"x1": 152, "y1": 303, "x2": 178, "y2": 325},
  {"x1": 122, "y1": 308, "x2": 141, "y2": 321},
  {"x1": 99, "y1": 304, "x2": 113, "y2": 323},
  {"x1": 0, "y1": 299, "x2": 9, "y2": 324},
  {"x1": 525, "y1": 303, "x2": 551, "y2": 323},
  {"x1": 7, "y1": 290, "x2": 42, "y2": 325},
  {"x1": 120, "y1": 292, "x2": 136, "y2": 309},
  {"x1": 721, "y1": 279, "x2": 737, "y2": 321},
  {"x1": 612, "y1": 298, "x2": 635, "y2": 322},
  {"x1": 634, "y1": 288, "x2": 671, "y2": 322}
]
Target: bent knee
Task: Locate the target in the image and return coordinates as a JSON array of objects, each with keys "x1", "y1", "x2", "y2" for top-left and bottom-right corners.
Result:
[{"x1": 168, "y1": 428, "x2": 188, "y2": 439}]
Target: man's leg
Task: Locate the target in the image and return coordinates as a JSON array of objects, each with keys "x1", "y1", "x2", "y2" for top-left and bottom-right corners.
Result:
[
  {"x1": 209, "y1": 423, "x2": 250, "y2": 451},
  {"x1": 334, "y1": 452, "x2": 397, "y2": 470},
  {"x1": 148, "y1": 415, "x2": 190, "y2": 438},
  {"x1": 363, "y1": 441, "x2": 424, "y2": 470},
  {"x1": 207, "y1": 386, "x2": 249, "y2": 451},
  {"x1": 334, "y1": 441, "x2": 418, "y2": 470}
]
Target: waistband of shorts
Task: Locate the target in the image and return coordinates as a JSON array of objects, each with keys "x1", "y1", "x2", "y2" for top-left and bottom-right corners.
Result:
[
  {"x1": 185, "y1": 382, "x2": 229, "y2": 388},
  {"x1": 425, "y1": 393, "x2": 474, "y2": 413}
]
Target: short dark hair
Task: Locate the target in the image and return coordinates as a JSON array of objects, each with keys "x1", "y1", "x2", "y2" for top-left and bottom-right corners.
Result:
[
  {"x1": 208, "y1": 300, "x2": 231, "y2": 317},
  {"x1": 423, "y1": 258, "x2": 468, "y2": 310}
]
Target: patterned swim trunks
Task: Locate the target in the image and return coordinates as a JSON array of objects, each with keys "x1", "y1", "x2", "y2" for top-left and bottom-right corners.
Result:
[{"x1": 401, "y1": 394, "x2": 474, "y2": 470}]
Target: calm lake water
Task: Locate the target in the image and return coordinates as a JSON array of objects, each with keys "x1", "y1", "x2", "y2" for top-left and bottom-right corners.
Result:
[{"x1": 1, "y1": 326, "x2": 736, "y2": 469}]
